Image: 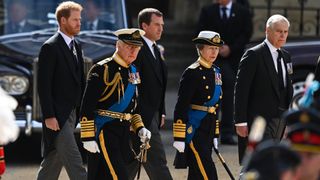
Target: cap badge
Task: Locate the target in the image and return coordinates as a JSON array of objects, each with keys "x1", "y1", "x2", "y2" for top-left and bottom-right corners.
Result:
[
  {"x1": 132, "y1": 30, "x2": 141, "y2": 39},
  {"x1": 211, "y1": 35, "x2": 221, "y2": 43}
]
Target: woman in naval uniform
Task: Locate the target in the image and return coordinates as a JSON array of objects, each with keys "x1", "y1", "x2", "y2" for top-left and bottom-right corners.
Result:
[{"x1": 173, "y1": 31, "x2": 224, "y2": 180}]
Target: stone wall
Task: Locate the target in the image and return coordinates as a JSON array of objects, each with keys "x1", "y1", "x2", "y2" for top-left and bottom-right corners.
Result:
[{"x1": 168, "y1": 0, "x2": 320, "y2": 40}]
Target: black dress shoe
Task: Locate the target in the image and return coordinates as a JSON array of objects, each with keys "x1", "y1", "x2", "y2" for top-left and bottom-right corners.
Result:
[{"x1": 220, "y1": 136, "x2": 238, "y2": 145}]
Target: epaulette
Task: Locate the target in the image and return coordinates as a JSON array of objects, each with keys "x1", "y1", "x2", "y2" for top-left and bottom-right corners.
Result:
[
  {"x1": 188, "y1": 61, "x2": 200, "y2": 69},
  {"x1": 86, "y1": 58, "x2": 111, "y2": 80},
  {"x1": 97, "y1": 57, "x2": 113, "y2": 65}
]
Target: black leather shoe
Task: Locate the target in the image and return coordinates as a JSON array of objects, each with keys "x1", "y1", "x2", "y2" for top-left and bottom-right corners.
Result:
[{"x1": 220, "y1": 136, "x2": 238, "y2": 145}]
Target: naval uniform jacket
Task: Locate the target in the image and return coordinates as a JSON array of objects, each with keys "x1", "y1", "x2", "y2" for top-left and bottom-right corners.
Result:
[
  {"x1": 79, "y1": 53, "x2": 146, "y2": 179},
  {"x1": 80, "y1": 53, "x2": 144, "y2": 142},
  {"x1": 173, "y1": 58, "x2": 222, "y2": 143},
  {"x1": 37, "y1": 33, "x2": 85, "y2": 157},
  {"x1": 234, "y1": 42, "x2": 293, "y2": 162}
]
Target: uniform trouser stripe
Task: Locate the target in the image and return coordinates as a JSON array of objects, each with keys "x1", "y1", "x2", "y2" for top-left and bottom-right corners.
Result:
[
  {"x1": 189, "y1": 141, "x2": 208, "y2": 180},
  {"x1": 99, "y1": 130, "x2": 118, "y2": 180}
]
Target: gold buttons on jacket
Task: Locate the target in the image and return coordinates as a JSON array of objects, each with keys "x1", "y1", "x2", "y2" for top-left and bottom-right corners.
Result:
[
  {"x1": 205, "y1": 85, "x2": 209, "y2": 89},
  {"x1": 118, "y1": 67, "x2": 121, "y2": 70},
  {"x1": 203, "y1": 76, "x2": 206, "y2": 80},
  {"x1": 208, "y1": 96, "x2": 211, "y2": 99}
]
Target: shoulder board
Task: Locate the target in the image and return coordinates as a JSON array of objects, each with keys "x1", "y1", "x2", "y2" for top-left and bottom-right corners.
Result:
[
  {"x1": 188, "y1": 61, "x2": 200, "y2": 69},
  {"x1": 97, "y1": 57, "x2": 113, "y2": 66}
]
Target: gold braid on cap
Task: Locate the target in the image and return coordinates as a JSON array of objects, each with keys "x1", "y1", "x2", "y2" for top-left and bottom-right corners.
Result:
[
  {"x1": 99, "y1": 64, "x2": 125, "y2": 103},
  {"x1": 132, "y1": 30, "x2": 141, "y2": 39},
  {"x1": 211, "y1": 35, "x2": 221, "y2": 43}
]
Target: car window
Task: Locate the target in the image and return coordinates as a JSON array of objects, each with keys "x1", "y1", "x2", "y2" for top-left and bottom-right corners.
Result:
[{"x1": 0, "y1": 0, "x2": 126, "y2": 35}]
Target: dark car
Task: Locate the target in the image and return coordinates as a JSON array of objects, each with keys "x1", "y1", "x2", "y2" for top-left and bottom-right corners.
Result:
[
  {"x1": 0, "y1": 0, "x2": 128, "y2": 135},
  {"x1": 284, "y1": 38, "x2": 320, "y2": 106}
]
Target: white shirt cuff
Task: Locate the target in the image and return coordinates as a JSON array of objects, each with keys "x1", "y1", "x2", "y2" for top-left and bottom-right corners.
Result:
[{"x1": 235, "y1": 122, "x2": 247, "y2": 126}]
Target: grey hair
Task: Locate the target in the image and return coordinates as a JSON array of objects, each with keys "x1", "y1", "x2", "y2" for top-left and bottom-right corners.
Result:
[
  {"x1": 195, "y1": 44, "x2": 204, "y2": 56},
  {"x1": 266, "y1": 14, "x2": 290, "y2": 29}
]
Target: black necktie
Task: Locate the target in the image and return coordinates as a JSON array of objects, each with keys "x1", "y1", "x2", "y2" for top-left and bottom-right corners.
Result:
[
  {"x1": 152, "y1": 43, "x2": 162, "y2": 75},
  {"x1": 221, "y1": 7, "x2": 228, "y2": 21},
  {"x1": 70, "y1": 40, "x2": 78, "y2": 63},
  {"x1": 277, "y1": 49, "x2": 284, "y2": 89},
  {"x1": 153, "y1": 43, "x2": 161, "y2": 60}
]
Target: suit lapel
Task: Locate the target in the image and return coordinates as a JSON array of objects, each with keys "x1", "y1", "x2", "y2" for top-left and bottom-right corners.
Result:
[
  {"x1": 262, "y1": 42, "x2": 280, "y2": 99},
  {"x1": 57, "y1": 34, "x2": 80, "y2": 84}
]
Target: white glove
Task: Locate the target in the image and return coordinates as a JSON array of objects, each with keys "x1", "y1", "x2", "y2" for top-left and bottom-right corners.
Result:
[
  {"x1": 138, "y1": 127, "x2": 151, "y2": 143},
  {"x1": 173, "y1": 141, "x2": 185, "y2": 153},
  {"x1": 213, "y1": 138, "x2": 219, "y2": 149},
  {"x1": 83, "y1": 141, "x2": 100, "y2": 153}
]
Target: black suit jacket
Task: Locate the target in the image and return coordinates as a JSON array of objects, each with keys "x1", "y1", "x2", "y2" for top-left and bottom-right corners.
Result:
[
  {"x1": 234, "y1": 42, "x2": 293, "y2": 162},
  {"x1": 197, "y1": 2, "x2": 252, "y2": 70},
  {"x1": 37, "y1": 33, "x2": 85, "y2": 156},
  {"x1": 134, "y1": 39, "x2": 167, "y2": 128}
]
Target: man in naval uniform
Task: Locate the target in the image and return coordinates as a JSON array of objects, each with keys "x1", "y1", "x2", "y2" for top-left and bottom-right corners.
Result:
[{"x1": 80, "y1": 28, "x2": 151, "y2": 180}]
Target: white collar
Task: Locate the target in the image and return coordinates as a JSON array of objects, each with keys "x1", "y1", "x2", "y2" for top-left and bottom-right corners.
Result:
[
  {"x1": 142, "y1": 36, "x2": 155, "y2": 50},
  {"x1": 264, "y1": 39, "x2": 278, "y2": 53},
  {"x1": 58, "y1": 29, "x2": 74, "y2": 47}
]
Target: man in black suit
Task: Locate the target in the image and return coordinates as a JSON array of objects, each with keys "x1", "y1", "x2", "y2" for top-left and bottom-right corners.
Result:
[
  {"x1": 196, "y1": 0, "x2": 253, "y2": 145},
  {"x1": 127, "y1": 8, "x2": 172, "y2": 180},
  {"x1": 82, "y1": 0, "x2": 113, "y2": 31},
  {"x1": 234, "y1": 14, "x2": 293, "y2": 164},
  {"x1": 6, "y1": 0, "x2": 39, "y2": 34},
  {"x1": 36, "y1": 2, "x2": 87, "y2": 180}
]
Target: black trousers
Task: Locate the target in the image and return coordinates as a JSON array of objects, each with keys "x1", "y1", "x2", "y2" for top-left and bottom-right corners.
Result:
[
  {"x1": 187, "y1": 118, "x2": 218, "y2": 180},
  {"x1": 87, "y1": 122, "x2": 131, "y2": 180},
  {"x1": 238, "y1": 117, "x2": 287, "y2": 164},
  {"x1": 126, "y1": 113, "x2": 172, "y2": 180}
]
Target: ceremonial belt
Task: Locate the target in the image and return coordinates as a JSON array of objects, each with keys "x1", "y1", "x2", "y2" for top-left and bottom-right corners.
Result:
[
  {"x1": 95, "y1": 65, "x2": 137, "y2": 139},
  {"x1": 190, "y1": 104, "x2": 217, "y2": 114},
  {"x1": 96, "y1": 109, "x2": 132, "y2": 121}
]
